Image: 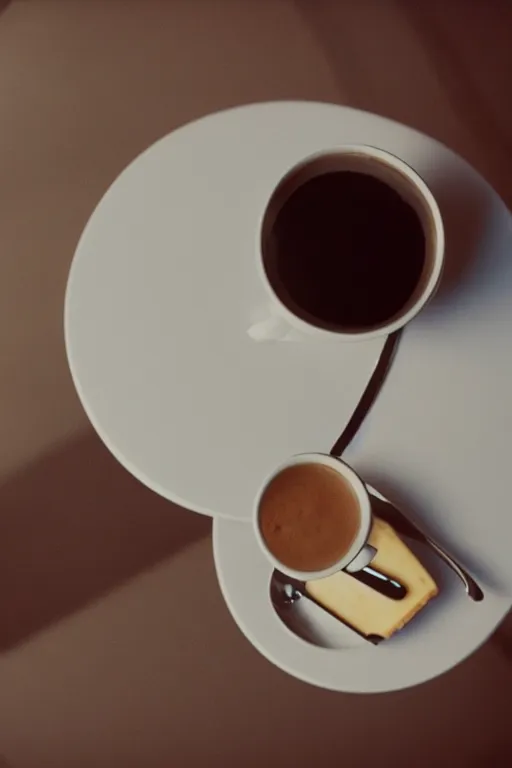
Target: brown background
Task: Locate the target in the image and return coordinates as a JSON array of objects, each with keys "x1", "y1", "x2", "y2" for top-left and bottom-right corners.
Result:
[{"x1": 0, "y1": 1, "x2": 511, "y2": 766}]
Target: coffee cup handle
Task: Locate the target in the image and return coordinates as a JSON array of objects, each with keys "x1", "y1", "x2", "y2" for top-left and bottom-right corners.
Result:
[
  {"x1": 247, "y1": 312, "x2": 300, "y2": 342},
  {"x1": 345, "y1": 544, "x2": 377, "y2": 573}
]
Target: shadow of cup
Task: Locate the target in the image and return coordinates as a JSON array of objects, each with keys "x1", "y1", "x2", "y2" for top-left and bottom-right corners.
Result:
[
  {"x1": 360, "y1": 470, "x2": 508, "y2": 595},
  {"x1": 423, "y1": 162, "x2": 506, "y2": 317}
]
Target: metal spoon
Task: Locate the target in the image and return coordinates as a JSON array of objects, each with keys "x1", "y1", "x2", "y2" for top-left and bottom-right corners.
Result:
[
  {"x1": 271, "y1": 569, "x2": 383, "y2": 645},
  {"x1": 367, "y1": 485, "x2": 484, "y2": 602},
  {"x1": 352, "y1": 564, "x2": 407, "y2": 599}
]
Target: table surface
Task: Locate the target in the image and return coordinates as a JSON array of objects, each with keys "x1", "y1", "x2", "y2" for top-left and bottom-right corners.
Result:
[
  {"x1": 5, "y1": 1, "x2": 512, "y2": 761},
  {"x1": 65, "y1": 101, "x2": 512, "y2": 692}
]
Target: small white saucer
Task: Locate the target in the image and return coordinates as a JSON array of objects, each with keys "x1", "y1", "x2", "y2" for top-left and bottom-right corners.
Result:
[{"x1": 213, "y1": 508, "x2": 509, "y2": 693}]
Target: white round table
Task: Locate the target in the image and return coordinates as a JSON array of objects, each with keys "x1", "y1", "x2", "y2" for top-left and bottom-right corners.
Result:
[{"x1": 65, "y1": 102, "x2": 512, "y2": 692}]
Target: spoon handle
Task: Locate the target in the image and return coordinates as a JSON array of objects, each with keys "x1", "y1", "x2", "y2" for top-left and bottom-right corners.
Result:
[
  {"x1": 367, "y1": 486, "x2": 484, "y2": 602},
  {"x1": 351, "y1": 565, "x2": 407, "y2": 600},
  {"x1": 330, "y1": 331, "x2": 401, "y2": 457}
]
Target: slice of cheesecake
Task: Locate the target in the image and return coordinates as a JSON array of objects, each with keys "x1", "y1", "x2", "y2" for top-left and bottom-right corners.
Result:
[{"x1": 306, "y1": 517, "x2": 438, "y2": 640}]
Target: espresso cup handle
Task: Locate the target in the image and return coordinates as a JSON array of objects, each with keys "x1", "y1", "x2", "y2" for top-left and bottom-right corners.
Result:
[{"x1": 345, "y1": 544, "x2": 377, "y2": 573}]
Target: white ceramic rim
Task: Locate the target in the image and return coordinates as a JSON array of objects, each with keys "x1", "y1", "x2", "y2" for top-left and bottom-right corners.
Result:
[
  {"x1": 257, "y1": 144, "x2": 445, "y2": 341},
  {"x1": 253, "y1": 452, "x2": 372, "y2": 581}
]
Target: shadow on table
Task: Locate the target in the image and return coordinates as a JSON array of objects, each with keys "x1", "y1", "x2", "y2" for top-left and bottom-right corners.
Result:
[
  {"x1": 426, "y1": 167, "x2": 495, "y2": 309},
  {"x1": 362, "y1": 471, "x2": 508, "y2": 595},
  {"x1": 468, "y1": 743, "x2": 512, "y2": 767},
  {"x1": 492, "y1": 612, "x2": 512, "y2": 664},
  {"x1": 0, "y1": 431, "x2": 211, "y2": 651},
  {"x1": 419, "y1": 157, "x2": 512, "y2": 328}
]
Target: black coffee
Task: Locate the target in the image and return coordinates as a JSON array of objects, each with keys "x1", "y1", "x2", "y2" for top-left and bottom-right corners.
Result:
[{"x1": 265, "y1": 170, "x2": 426, "y2": 330}]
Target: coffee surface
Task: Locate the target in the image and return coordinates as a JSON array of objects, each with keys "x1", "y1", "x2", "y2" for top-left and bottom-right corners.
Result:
[
  {"x1": 259, "y1": 463, "x2": 360, "y2": 572},
  {"x1": 267, "y1": 170, "x2": 426, "y2": 329}
]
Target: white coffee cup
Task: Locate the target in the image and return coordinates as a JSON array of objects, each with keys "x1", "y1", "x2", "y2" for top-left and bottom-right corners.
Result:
[
  {"x1": 253, "y1": 452, "x2": 376, "y2": 581},
  {"x1": 248, "y1": 145, "x2": 444, "y2": 342}
]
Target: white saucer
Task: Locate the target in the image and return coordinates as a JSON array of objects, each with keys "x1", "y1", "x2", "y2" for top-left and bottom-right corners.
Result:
[
  {"x1": 65, "y1": 100, "x2": 460, "y2": 523},
  {"x1": 213, "y1": 510, "x2": 509, "y2": 693},
  {"x1": 65, "y1": 102, "x2": 512, "y2": 529}
]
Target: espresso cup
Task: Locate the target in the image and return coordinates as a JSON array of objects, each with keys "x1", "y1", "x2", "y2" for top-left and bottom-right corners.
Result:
[
  {"x1": 254, "y1": 453, "x2": 375, "y2": 581},
  {"x1": 248, "y1": 145, "x2": 444, "y2": 342}
]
